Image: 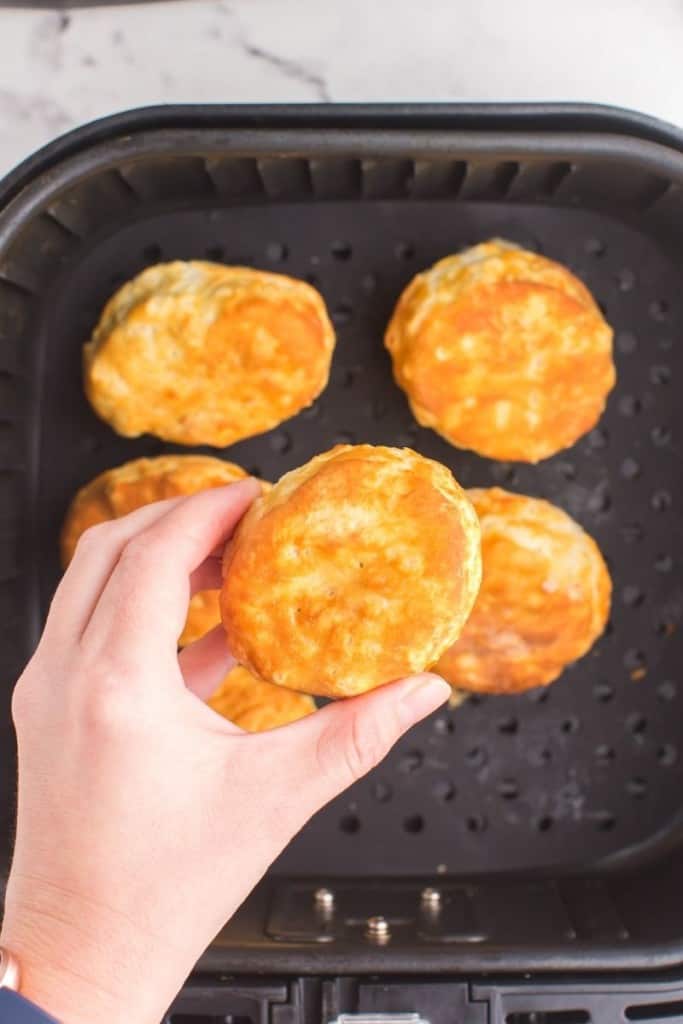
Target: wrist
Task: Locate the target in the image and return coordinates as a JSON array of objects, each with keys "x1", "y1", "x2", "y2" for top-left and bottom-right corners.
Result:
[
  {"x1": 1, "y1": 913, "x2": 124, "y2": 1024},
  {"x1": 1, "y1": 880, "x2": 181, "y2": 1024}
]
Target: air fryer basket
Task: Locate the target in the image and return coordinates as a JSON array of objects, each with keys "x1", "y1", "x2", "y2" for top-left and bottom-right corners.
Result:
[{"x1": 1, "y1": 105, "x2": 683, "y2": 980}]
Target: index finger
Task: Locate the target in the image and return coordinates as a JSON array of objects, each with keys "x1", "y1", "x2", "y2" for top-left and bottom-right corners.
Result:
[{"x1": 82, "y1": 478, "x2": 261, "y2": 658}]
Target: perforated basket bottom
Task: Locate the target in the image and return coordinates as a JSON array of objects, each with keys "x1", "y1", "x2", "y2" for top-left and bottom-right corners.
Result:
[{"x1": 35, "y1": 199, "x2": 683, "y2": 876}]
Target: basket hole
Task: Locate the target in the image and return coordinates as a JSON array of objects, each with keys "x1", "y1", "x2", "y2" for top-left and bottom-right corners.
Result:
[
  {"x1": 587, "y1": 427, "x2": 608, "y2": 450},
  {"x1": 466, "y1": 814, "x2": 487, "y2": 834},
  {"x1": 626, "y1": 713, "x2": 647, "y2": 737},
  {"x1": 142, "y1": 242, "x2": 162, "y2": 262},
  {"x1": 617, "y1": 330, "x2": 638, "y2": 353},
  {"x1": 622, "y1": 522, "x2": 644, "y2": 544},
  {"x1": 332, "y1": 301, "x2": 354, "y2": 326},
  {"x1": 535, "y1": 815, "x2": 554, "y2": 833},
  {"x1": 247, "y1": 465, "x2": 263, "y2": 478},
  {"x1": 596, "y1": 811, "x2": 616, "y2": 832},
  {"x1": 265, "y1": 241, "x2": 288, "y2": 262},
  {"x1": 595, "y1": 744, "x2": 615, "y2": 764},
  {"x1": 620, "y1": 458, "x2": 641, "y2": 481},
  {"x1": 361, "y1": 272, "x2": 378, "y2": 294},
  {"x1": 497, "y1": 778, "x2": 519, "y2": 800},
  {"x1": 619, "y1": 395, "x2": 641, "y2": 417},
  {"x1": 528, "y1": 687, "x2": 550, "y2": 704},
  {"x1": 655, "y1": 618, "x2": 677, "y2": 639},
  {"x1": 529, "y1": 746, "x2": 552, "y2": 766},
  {"x1": 622, "y1": 585, "x2": 644, "y2": 608},
  {"x1": 372, "y1": 780, "x2": 393, "y2": 803},
  {"x1": 651, "y1": 425, "x2": 672, "y2": 447},
  {"x1": 657, "y1": 680, "x2": 677, "y2": 701},
  {"x1": 587, "y1": 486, "x2": 611, "y2": 515},
  {"x1": 269, "y1": 431, "x2": 292, "y2": 455},
  {"x1": 616, "y1": 269, "x2": 636, "y2": 293},
  {"x1": 585, "y1": 237, "x2": 606, "y2": 257},
  {"x1": 658, "y1": 743, "x2": 677, "y2": 766},
  {"x1": 305, "y1": 272, "x2": 319, "y2": 287},
  {"x1": 433, "y1": 779, "x2": 456, "y2": 803},
  {"x1": 467, "y1": 694, "x2": 487, "y2": 707},
  {"x1": 433, "y1": 716, "x2": 455, "y2": 736},
  {"x1": 497, "y1": 716, "x2": 518, "y2": 736},
  {"x1": 490, "y1": 462, "x2": 519, "y2": 485},
  {"x1": 403, "y1": 814, "x2": 425, "y2": 834},
  {"x1": 561, "y1": 716, "x2": 579, "y2": 735},
  {"x1": 624, "y1": 649, "x2": 646, "y2": 671},
  {"x1": 339, "y1": 813, "x2": 361, "y2": 834},
  {"x1": 399, "y1": 749, "x2": 424, "y2": 774},
  {"x1": 557, "y1": 460, "x2": 577, "y2": 481},
  {"x1": 465, "y1": 746, "x2": 488, "y2": 768},
  {"x1": 205, "y1": 244, "x2": 225, "y2": 261},
  {"x1": 330, "y1": 240, "x2": 352, "y2": 261},
  {"x1": 655, "y1": 553, "x2": 674, "y2": 573},
  {"x1": 395, "y1": 241, "x2": 415, "y2": 260},
  {"x1": 649, "y1": 298, "x2": 669, "y2": 322},
  {"x1": 651, "y1": 490, "x2": 672, "y2": 512},
  {"x1": 627, "y1": 777, "x2": 647, "y2": 799},
  {"x1": 594, "y1": 682, "x2": 614, "y2": 703},
  {"x1": 650, "y1": 364, "x2": 671, "y2": 385}
]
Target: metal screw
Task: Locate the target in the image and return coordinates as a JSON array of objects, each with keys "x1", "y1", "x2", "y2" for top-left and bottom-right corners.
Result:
[
  {"x1": 421, "y1": 887, "x2": 442, "y2": 910},
  {"x1": 365, "y1": 915, "x2": 391, "y2": 943},
  {"x1": 314, "y1": 887, "x2": 335, "y2": 912}
]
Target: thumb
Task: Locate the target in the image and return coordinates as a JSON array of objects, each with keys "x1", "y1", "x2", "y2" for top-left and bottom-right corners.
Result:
[{"x1": 278, "y1": 673, "x2": 451, "y2": 812}]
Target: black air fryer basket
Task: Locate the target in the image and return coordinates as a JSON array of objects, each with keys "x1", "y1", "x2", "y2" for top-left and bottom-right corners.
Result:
[{"x1": 1, "y1": 104, "x2": 683, "y2": 1022}]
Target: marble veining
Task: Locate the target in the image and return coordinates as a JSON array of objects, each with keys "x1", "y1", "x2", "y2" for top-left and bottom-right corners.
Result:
[{"x1": 0, "y1": 0, "x2": 681, "y2": 177}]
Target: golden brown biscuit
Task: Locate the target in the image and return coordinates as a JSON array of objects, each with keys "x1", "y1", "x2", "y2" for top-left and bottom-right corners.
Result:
[
  {"x1": 436, "y1": 487, "x2": 611, "y2": 694},
  {"x1": 60, "y1": 454, "x2": 265, "y2": 646},
  {"x1": 84, "y1": 261, "x2": 335, "y2": 447},
  {"x1": 208, "y1": 666, "x2": 316, "y2": 731},
  {"x1": 221, "y1": 444, "x2": 481, "y2": 698},
  {"x1": 385, "y1": 239, "x2": 615, "y2": 462}
]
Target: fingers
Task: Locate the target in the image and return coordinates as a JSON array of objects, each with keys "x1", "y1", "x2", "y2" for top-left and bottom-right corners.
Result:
[
  {"x1": 178, "y1": 626, "x2": 235, "y2": 699},
  {"x1": 43, "y1": 497, "x2": 186, "y2": 643},
  {"x1": 189, "y1": 558, "x2": 223, "y2": 597},
  {"x1": 268, "y1": 673, "x2": 451, "y2": 816},
  {"x1": 82, "y1": 479, "x2": 260, "y2": 658}
]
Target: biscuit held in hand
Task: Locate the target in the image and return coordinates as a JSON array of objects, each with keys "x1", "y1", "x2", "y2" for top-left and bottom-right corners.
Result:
[
  {"x1": 221, "y1": 444, "x2": 481, "y2": 697},
  {"x1": 436, "y1": 487, "x2": 611, "y2": 694},
  {"x1": 385, "y1": 239, "x2": 615, "y2": 462},
  {"x1": 84, "y1": 261, "x2": 335, "y2": 447}
]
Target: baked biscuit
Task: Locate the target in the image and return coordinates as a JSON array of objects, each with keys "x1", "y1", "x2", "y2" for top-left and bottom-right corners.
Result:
[
  {"x1": 436, "y1": 487, "x2": 611, "y2": 694},
  {"x1": 84, "y1": 261, "x2": 335, "y2": 446},
  {"x1": 221, "y1": 444, "x2": 481, "y2": 697},
  {"x1": 385, "y1": 239, "x2": 615, "y2": 462},
  {"x1": 208, "y1": 666, "x2": 316, "y2": 731},
  {"x1": 60, "y1": 454, "x2": 263, "y2": 647}
]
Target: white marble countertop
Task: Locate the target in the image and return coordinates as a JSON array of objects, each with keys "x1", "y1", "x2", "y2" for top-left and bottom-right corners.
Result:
[{"x1": 0, "y1": 0, "x2": 682, "y2": 177}]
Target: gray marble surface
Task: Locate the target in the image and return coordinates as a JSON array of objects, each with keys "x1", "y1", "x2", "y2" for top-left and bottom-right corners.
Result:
[{"x1": 0, "y1": 0, "x2": 682, "y2": 176}]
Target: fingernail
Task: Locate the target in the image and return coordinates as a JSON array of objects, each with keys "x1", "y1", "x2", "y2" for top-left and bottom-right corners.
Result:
[{"x1": 398, "y1": 673, "x2": 451, "y2": 725}]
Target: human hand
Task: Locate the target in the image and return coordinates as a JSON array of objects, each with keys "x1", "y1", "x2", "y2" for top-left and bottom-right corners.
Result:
[{"x1": 0, "y1": 481, "x2": 450, "y2": 1024}]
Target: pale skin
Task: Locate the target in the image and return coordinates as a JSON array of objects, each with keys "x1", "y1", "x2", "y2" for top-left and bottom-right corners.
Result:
[{"x1": 0, "y1": 479, "x2": 450, "y2": 1024}]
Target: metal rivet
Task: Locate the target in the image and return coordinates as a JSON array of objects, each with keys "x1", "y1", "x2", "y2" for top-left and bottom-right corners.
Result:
[
  {"x1": 421, "y1": 886, "x2": 442, "y2": 910},
  {"x1": 365, "y1": 915, "x2": 391, "y2": 943},
  {"x1": 314, "y1": 887, "x2": 335, "y2": 912}
]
